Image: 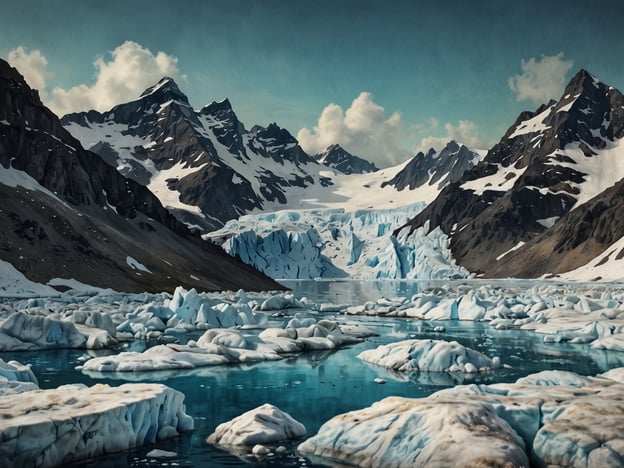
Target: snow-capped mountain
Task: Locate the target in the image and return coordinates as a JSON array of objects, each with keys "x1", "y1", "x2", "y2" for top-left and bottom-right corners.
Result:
[
  {"x1": 0, "y1": 58, "x2": 281, "y2": 293},
  {"x1": 382, "y1": 140, "x2": 484, "y2": 191},
  {"x1": 399, "y1": 69, "x2": 624, "y2": 278},
  {"x1": 62, "y1": 79, "x2": 333, "y2": 232},
  {"x1": 313, "y1": 144, "x2": 379, "y2": 174}
]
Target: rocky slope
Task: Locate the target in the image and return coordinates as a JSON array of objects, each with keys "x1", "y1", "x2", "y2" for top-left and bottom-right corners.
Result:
[
  {"x1": 398, "y1": 69, "x2": 624, "y2": 277},
  {"x1": 0, "y1": 58, "x2": 282, "y2": 293}
]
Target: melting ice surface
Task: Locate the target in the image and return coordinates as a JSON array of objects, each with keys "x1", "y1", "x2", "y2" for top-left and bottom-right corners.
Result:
[{"x1": 2, "y1": 280, "x2": 624, "y2": 467}]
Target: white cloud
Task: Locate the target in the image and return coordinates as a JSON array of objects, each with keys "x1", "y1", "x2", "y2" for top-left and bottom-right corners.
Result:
[
  {"x1": 413, "y1": 120, "x2": 488, "y2": 154},
  {"x1": 297, "y1": 92, "x2": 410, "y2": 167},
  {"x1": 49, "y1": 41, "x2": 184, "y2": 115},
  {"x1": 8, "y1": 41, "x2": 184, "y2": 116},
  {"x1": 7, "y1": 46, "x2": 49, "y2": 92},
  {"x1": 508, "y1": 53, "x2": 574, "y2": 105}
]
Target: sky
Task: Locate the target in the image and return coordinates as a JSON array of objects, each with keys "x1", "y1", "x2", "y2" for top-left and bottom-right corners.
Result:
[{"x1": 2, "y1": 0, "x2": 624, "y2": 167}]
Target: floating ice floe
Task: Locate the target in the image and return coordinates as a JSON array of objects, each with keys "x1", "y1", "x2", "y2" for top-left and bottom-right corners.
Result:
[
  {"x1": 0, "y1": 358, "x2": 39, "y2": 396},
  {"x1": 299, "y1": 368, "x2": 624, "y2": 467},
  {"x1": 79, "y1": 319, "x2": 371, "y2": 373},
  {"x1": 357, "y1": 339, "x2": 502, "y2": 373},
  {"x1": 207, "y1": 403, "x2": 306, "y2": 447},
  {"x1": 0, "y1": 288, "x2": 308, "y2": 350},
  {"x1": 0, "y1": 311, "x2": 116, "y2": 351},
  {"x1": 345, "y1": 283, "x2": 624, "y2": 350},
  {"x1": 0, "y1": 383, "x2": 193, "y2": 467}
]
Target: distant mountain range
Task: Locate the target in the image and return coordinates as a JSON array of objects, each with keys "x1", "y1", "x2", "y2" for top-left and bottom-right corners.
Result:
[
  {"x1": 399, "y1": 69, "x2": 624, "y2": 279},
  {"x1": 0, "y1": 58, "x2": 281, "y2": 293},
  {"x1": 62, "y1": 79, "x2": 482, "y2": 232}
]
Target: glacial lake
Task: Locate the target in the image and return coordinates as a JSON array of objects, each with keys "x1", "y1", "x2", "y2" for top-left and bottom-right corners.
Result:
[{"x1": 4, "y1": 280, "x2": 624, "y2": 467}]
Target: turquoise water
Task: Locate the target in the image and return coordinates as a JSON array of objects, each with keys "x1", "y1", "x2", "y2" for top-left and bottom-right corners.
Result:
[{"x1": 3, "y1": 280, "x2": 623, "y2": 467}]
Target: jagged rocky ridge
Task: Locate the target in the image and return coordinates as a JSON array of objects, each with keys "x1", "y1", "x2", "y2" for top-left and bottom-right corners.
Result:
[
  {"x1": 0, "y1": 58, "x2": 282, "y2": 293},
  {"x1": 313, "y1": 144, "x2": 378, "y2": 174},
  {"x1": 382, "y1": 140, "x2": 483, "y2": 191},
  {"x1": 399, "y1": 69, "x2": 624, "y2": 278},
  {"x1": 62, "y1": 79, "x2": 333, "y2": 232}
]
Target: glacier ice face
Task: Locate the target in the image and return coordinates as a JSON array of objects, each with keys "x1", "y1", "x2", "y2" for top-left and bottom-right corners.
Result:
[
  {"x1": 207, "y1": 204, "x2": 470, "y2": 280},
  {"x1": 299, "y1": 368, "x2": 624, "y2": 468},
  {"x1": 0, "y1": 382, "x2": 194, "y2": 467}
]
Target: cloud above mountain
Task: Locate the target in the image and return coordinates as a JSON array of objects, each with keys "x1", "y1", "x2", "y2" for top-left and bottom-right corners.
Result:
[
  {"x1": 8, "y1": 41, "x2": 185, "y2": 116},
  {"x1": 508, "y1": 53, "x2": 574, "y2": 106},
  {"x1": 411, "y1": 119, "x2": 488, "y2": 155},
  {"x1": 297, "y1": 92, "x2": 410, "y2": 167}
]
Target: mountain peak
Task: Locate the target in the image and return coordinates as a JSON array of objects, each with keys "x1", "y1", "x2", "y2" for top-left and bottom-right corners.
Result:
[
  {"x1": 562, "y1": 68, "x2": 603, "y2": 98},
  {"x1": 200, "y1": 98, "x2": 234, "y2": 116},
  {"x1": 314, "y1": 143, "x2": 378, "y2": 174},
  {"x1": 139, "y1": 77, "x2": 189, "y2": 104}
]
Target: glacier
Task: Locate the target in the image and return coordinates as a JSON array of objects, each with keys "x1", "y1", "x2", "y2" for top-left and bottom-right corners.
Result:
[{"x1": 207, "y1": 204, "x2": 470, "y2": 280}]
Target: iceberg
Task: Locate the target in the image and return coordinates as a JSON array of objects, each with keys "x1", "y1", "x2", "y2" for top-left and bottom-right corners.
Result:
[
  {"x1": 0, "y1": 358, "x2": 39, "y2": 396},
  {"x1": 0, "y1": 311, "x2": 116, "y2": 351},
  {"x1": 0, "y1": 383, "x2": 193, "y2": 467},
  {"x1": 79, "y1": 319, "x2": 372, "y2": 373},
  {"x1": 207, "y1": 403, "x2": 305, "y2": 446},
  {"x1": 357, "y1": 339, "x2": 502, "y2": 373},
  {"x1": 299, "y1": 368, "x2": 624, "y2": 468},
  {"x1": 345, "y1": 282, "x2": 624, "y2": 349}
]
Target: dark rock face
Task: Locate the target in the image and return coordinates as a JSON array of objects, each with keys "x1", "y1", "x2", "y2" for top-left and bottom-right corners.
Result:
[
  {"x1": 0, "y1": 58, "x2": 283, "y2": 293},
  {"x1": 62, "y1": 83, "x2": 329, "y2": 232},
  {"x1": 382, "y1": 141, "x2": 481, "y2": 191},
  {"x1": 487, "y1": 177, "x2": 624, "y2": 278},
  {"x1": 313, "y1": 144, "x2": 378, "y2": 174},
  {"x1": 398, "y1": 69, "x2": 624, "y2": 277}
]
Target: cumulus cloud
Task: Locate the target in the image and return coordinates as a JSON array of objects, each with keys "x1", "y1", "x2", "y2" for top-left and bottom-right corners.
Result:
[
  {"x1": 7, "y1": 46, "x2": 49, "y2": 92},
  {"x1": 7, "y1": 41, "x2": 184, "y2": 116},
  {"x1": 297, "y1": 92, "x2": 410, "y2": 167},
  {"x1": 508, "y1": 53, "x2": 574, "y2": 105},
  {"x1": 49, "y1": 41, "x2": 184, "y2": 115},
  {"x1": 413, "y1": 120, "x2": 487, "y2": 154}
]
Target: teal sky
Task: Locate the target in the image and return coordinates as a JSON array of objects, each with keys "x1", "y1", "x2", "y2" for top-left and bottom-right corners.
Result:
[{"x1": 2, "y1": 0, "x2": 623, "y2": 166}]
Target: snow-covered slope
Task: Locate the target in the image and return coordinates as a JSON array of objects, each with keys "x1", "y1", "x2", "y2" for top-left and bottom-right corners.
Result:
[
  {"x1": 207, "y1": 205, "x2": 470, "y2": 280},
  {"x1": 400, "y1": 69, "x2": 624, "y2": 279}
]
